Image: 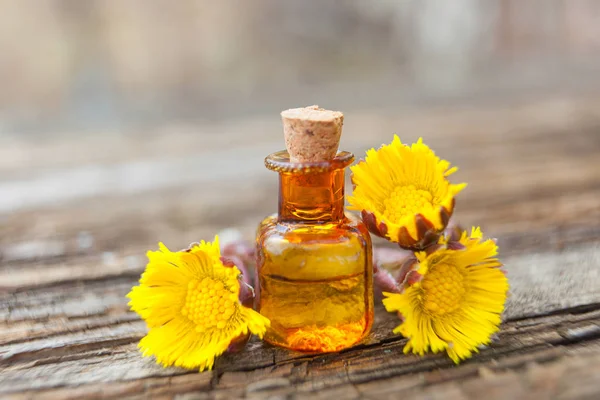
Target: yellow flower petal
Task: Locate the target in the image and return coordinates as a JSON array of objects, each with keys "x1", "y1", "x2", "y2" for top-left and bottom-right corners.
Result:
[
  {"x1": 127, "y1": 237, "x2": 270, "y2": 371},
  {"x1": 382, "y1": 228, "x2": 508, "y2": 363},
  {"x1": 188, "y1": 236, "x2": 222, "y2": 262},
  {"x1": 348, "y1": 135, "x2": 466, "y2": 249}
]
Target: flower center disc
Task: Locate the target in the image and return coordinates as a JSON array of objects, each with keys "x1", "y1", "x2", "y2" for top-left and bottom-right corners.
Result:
[
  {"x1": 383, "y1": 185, "x2": 433, "y2": 221},
  {"x1": 421, "y1": 264, "x2": 465, "y2": 315},
  {"x1": 181, "y1": 277, "x2": 237, "y2": 332}
]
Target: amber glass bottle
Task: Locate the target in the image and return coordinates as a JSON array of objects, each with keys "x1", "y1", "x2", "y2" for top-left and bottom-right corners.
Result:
[{"x1": 256, "y1": 150, "x2": 373, "y2": 353}]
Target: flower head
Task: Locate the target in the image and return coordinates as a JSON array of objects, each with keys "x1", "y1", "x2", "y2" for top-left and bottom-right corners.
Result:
[
  {"x1": 127, "y1": 237, "x2": 270, "y2": 371},
  {"x1": 382, "y1": 227, "x2": 508, "y2": 363},
  {"x1": 348, "y1": 135, "x2": 466, "y2": 249}
]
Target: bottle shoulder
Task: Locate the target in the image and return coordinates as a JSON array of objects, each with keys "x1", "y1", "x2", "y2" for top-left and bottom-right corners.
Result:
[
  {"x1": 256, "y1": 212, "x2": 372, "y2": 280},
  {"x1": 257, "y1": 212, "x2": 371, "y2": 242}
]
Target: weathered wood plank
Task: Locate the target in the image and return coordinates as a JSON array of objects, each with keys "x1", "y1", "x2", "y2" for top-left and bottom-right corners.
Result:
[
  {"x1": 3, "y1": 311, "x2": 599, "y2": 399},
  {"x1": 350, "y1": 351, "x2": 600, "y2": 400},
  {"x1": 0, "y1": 279, "x2": 134, "y2": 324},
  {"x1": 6, "y1": 373, "x2": 212, "y2": 400},
  {"x1": 1, "y1": 95, "x2": 599, "y2": 398},
  {"x1": 2, "y1": 242, "x2": 598, "y2": 327},
  {"x1": 0, "y1": 244, "x2": 599, "y2": 397}
]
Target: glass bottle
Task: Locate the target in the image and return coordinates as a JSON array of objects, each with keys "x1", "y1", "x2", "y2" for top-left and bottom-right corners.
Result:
[{"x1": 256, "y1": 150, "x2": 373, "y2": 353}]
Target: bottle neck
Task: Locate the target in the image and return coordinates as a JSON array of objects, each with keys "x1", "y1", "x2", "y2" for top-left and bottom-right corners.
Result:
[{"x1": 278, "y1": 168, "x2": 346, "y2": 223}]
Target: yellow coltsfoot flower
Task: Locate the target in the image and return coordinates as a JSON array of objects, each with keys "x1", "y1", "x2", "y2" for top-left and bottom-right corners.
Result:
[
  {"x1": 382, "y1": 227, "x2": 509, "y2": 363},
  {"x1": 348, "y1": 135, "x2": 466, "y2": 250},
  {"x1": 127, "y1": 237, "x2": 270, "y2": 371}
]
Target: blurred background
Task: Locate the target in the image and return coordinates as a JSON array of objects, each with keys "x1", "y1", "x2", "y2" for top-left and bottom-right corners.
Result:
[{"x1": 1, "y1": 0, "x2": 600, "y2": 273}]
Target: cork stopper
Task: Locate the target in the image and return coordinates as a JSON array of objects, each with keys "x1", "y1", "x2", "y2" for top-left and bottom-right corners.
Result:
[{"x1": 281, "y1": 105, "x2": 344, "y2": 162}]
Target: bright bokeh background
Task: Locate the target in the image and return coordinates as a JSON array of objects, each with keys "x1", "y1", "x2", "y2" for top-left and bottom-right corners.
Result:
[
  {"x1": 1, "y1": 0, "x2": 599, "y2": 260},
  {"x1": 2, "y1": 0, "x2": 600, "y2": 131}
]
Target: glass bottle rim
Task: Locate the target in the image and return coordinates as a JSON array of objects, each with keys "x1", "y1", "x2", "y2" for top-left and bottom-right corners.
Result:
[{"x1": 265, "y1": 150, "x2": 354, "y2": 174}]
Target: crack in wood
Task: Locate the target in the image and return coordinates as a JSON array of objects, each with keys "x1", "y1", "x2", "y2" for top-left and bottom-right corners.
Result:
[{"x1": 0, "y1": 336, "x2": 142, "y2": 366}]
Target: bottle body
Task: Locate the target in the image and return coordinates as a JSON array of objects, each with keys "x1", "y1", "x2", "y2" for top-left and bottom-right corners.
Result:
[{"x1": 256, "y1": 151, "x2": 373, "y2": 353}]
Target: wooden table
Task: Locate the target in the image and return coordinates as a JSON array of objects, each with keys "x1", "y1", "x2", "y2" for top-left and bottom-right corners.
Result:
[{"x1": 1, "y1": 93, "x2": 600, "y2": 399}]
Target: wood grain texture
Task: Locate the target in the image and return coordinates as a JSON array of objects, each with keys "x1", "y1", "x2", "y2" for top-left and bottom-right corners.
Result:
[{"x1": 1, "y1": 93, "x2": 600, "y2": 399}]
